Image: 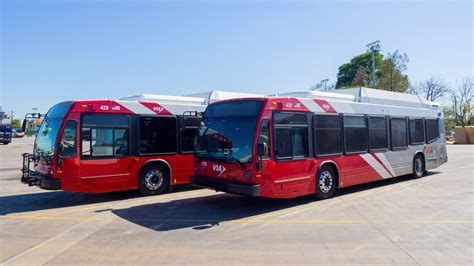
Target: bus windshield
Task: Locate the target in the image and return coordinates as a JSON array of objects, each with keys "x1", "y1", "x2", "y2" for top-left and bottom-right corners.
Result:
[
  {"x1": 195, "y1": 100, "x2": 264, "y2": 164},
  {"x1": 34, "y1": 102, "x2": 73, "y2": 159}
]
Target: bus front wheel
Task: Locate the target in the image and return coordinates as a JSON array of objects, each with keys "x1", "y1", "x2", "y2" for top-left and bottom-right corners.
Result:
[
  {"x1": 139, "y1": 164, "x2": 170, "y2": 196},
  {"x1": 314, "y1": 165, "x2": 337, "y2": 200}
]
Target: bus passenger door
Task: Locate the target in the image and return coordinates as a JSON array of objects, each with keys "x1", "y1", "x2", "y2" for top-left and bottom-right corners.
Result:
[
  {"x1": 79, "y1": 114, "x2": 139, "y2": 192},
  {"x1": 265, "y1": 112, "x2": 316, "y2": 198}
]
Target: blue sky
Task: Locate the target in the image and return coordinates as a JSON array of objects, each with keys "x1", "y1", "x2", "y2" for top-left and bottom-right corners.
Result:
[{"x1": 1, "y1": 0, "x2": 472, "y2": 118}]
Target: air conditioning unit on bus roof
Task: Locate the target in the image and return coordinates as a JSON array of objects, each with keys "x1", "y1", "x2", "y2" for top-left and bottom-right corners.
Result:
[
  {"x1": 120, "y1": 90, "x2": 264, "y2": 105},
  {"x1": 268, "y1": 90, "x2": 356, "y2": 102},
  {"x1": 333, "y1": 87, "x2": 438, "y2": 109},
  {"x1": 271, "y1": 87, "x2": 438, "y2": 109},
  {"x1": 185, "y1": 90, "x2": 264, "y2": 104},
  {"x1": 119, "y1": 94, "x2": 207, "y2": 105}
]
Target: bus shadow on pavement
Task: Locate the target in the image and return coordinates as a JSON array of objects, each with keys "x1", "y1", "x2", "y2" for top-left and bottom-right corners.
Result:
[
  {"x1": 337, "y1": 171, "x2": 440, "y2": 195},
  {"x1": 112, "y1": 193, "x2": 313, "y2": 231},
  {"x1": 112, "y1": 172, "x2": 441, "y2": 232},
  {"x1": 0, "y1": 191, "x2": 139, "y2": 215},
  {"x1": 0, "y1": 185, "x2": 198, "y2": 215}
]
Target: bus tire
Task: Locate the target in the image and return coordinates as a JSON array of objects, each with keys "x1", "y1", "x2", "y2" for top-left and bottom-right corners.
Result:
[
  {"x1": 314, "y1": 165, "x2": 337, "y2": 200},
  {"x1": 411, "y1": 154, "x2": 425, "y2": 179},
  {"x1": 138, "y1": 164, "x2": 170, "y2": 196}
]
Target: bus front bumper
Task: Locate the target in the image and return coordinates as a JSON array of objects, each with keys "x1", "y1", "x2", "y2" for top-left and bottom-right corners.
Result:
[
  {"x1": 21, "y1": 153, "x2": 61, "y2": 190},
  {"x1": 21, "y1": 171, "x2": 61, "y2": 190},
  {"x1": 190, "y1": 175, "x2": 260, "y2": 197}
]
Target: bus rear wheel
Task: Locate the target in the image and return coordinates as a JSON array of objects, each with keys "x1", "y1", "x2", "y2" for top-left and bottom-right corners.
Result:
[
  {"x1": 314, "y1": 165, "x2": 337, "y2": 200},
  {"x1": 411, "y1": 154, "x2": 425, "y2": 179},
  {"x1": 139, "y1": 164, "x2": 170, "y2": 196}
]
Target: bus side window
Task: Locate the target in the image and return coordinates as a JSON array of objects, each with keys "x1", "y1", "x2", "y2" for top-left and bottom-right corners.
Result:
[
  {"x1": 409, "y1": 118, "x2": 425, "y2": 145},
  {"x1": 59, "y1": 120, "x2": 77, "y2": 158},
  {"x1": 181, "y1": 128, "x2": 198, "y2": 153},
  {"x1": 139, "y1": 117, "x2": 177, "y2": 154},
  {"x1": 258, "y1": 119, "x2": 271, "y2": 159},
  {"x1": 344, "y1": 116, "x2": 368, "y2": 154},
  {"x1": 391, "y1": 118, "x2": 408, "y2": 149},
  {"x1": 180, "y1": 116, "x2": 200, "y2": 153},
  {"x1": 91, "y1": 128, "x2": 114, "y2": 157},
  {"x1": 273, "y1": 112, "x2": 309, "y2": 160},
  {"x1": 275, "y1": 128, "x2": 292, "y2": 158},
  {"x1": 425, "y1": 119, "x2": 440, "y2": 143},
  {"x1": 81, "y1": 114, "x2": 130, "y2": 158},
  {"x1": 368, "y1": 116, "x2": 388, "y2": 151},
  {"x1": 314, "y1": 115, "x2": 342, "y2": 156},
  {"x1": 114, "y1": 129, "x2": 129, "y2": 156}
]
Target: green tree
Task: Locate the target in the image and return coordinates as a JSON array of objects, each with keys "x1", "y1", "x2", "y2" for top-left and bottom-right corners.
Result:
[
  {"x1": 12, "y1": 119, "x2": 22, "y2": 129},
  {"x1": 351, "y1": 65, "x2": 369, "y2": 87},
  {"x1": 443, "y1": 107, "x2": 456, "y2": 131},
  {"x1": 335, "y1": 52, "x2": 382, "y2": 88},
  {"x1": 376, "y1": 50, "x2": 409, "y2": 92}
]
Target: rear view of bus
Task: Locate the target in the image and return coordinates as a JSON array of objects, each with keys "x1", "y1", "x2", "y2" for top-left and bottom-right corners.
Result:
[
  {"x1": 0, "y1": 110, "x2": 12, "y2": 145},
  {"x1": 191, "y1": 88, "x2": 448, "y2": 199}
]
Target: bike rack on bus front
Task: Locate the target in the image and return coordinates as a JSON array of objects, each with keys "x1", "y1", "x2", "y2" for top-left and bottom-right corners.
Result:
[{"x1": 21, "y1": 153, "x2": 40, "y2": 186}]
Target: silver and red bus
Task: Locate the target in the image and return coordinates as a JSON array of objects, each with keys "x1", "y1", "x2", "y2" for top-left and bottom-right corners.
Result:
[
  {"x1": 20, "y1": 91, "x2": 261, "y2": 195},
  {"x1": 191, "y1": 88, "x2": 448, "y2": 199}
]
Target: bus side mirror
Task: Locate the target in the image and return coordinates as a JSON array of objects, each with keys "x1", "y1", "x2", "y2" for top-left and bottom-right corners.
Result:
[
  {"x1": 257, "y1": 143, "x2": 267, "y2": 157},
  {"x1": 256, "y1": 143, "x2": 267, "y2": 170},
  {"x1": 57, "y1": 142, "x2": 64, "y2": 154}
]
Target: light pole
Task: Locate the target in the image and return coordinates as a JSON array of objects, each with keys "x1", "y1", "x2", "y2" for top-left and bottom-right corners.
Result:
[{"x1": 366, "y1": 40, "x2": 381, "y2": 88}]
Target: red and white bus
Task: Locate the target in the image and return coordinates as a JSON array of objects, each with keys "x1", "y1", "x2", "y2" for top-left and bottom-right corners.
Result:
[
  {"x1": 21, "y1": 91, "x2": 261, "y2": 195},
  {"x1": 191, "y1": 88, "x2": 448, "y2": 199}
]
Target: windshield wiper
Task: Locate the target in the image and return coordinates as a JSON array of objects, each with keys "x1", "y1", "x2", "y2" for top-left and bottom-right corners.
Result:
[{"x1": 226, "y1": 156, "x2": 247, "y2": 170}]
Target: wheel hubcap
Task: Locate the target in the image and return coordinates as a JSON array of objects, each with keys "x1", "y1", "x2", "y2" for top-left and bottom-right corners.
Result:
[
  {"x1": 415, "y1": 158, "x2": 423, "y2": 176},
  {"x1": 319, "y1": 170, "x2": 333, "y2": 193},
  {"x1": 144, "y1": 169, "x2": 164, "y2": 191}
]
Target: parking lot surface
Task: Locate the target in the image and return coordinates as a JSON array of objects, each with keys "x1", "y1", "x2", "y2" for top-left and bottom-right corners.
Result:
[{"x1": 0, "y1": 138, "x2": 473, "y2": 265}]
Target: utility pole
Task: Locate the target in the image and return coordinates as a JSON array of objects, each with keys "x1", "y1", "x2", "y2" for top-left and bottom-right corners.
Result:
[
  {"x1": 366, "y1": 40, "x2": 381, "y2": 88},
  {"x1": 320, "y1": 79, "x2": 329, "y2": 91}
]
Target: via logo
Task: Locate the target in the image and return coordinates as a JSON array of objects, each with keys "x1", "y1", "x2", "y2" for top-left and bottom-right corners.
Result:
[
  {"x1": 212, "y1": 164, "x2": 226, "y2": 176},
  {"x1": 425, "y1": 146, "x2": 434, "y2": 154},
  {"x1": 153, "y1": 106, "x2": 164, "y2": 113},
  {"x1": 322, "y1": 104, "x2": 332, "y2": 112}
]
